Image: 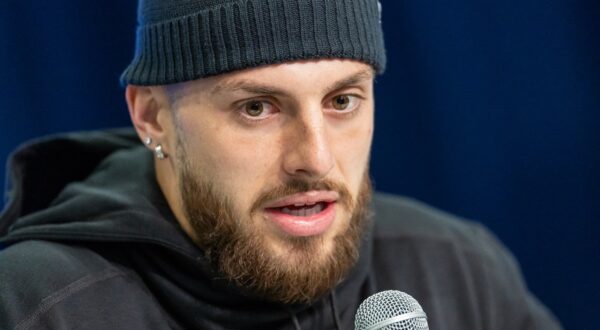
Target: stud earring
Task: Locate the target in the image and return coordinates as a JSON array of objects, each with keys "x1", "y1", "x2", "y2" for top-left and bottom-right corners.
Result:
[
  {"x1": 143, "y1": 136, "x2": 153, "y2": 146},
  {"x1": 154, "y1": 144, "x2": 167, "y2": 159}
]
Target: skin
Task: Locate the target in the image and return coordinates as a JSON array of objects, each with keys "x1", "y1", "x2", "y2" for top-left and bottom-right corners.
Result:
[{"x1": 126, "y1": 58, "x2": 375, "y2": 269}]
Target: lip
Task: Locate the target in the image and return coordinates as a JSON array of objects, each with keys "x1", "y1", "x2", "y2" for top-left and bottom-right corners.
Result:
[
  {"x1": 263, "y1": 190, "x2": 339, "y2": 209},
  {"x1": 263, "y1": 190, "x2": 339, "y2": 237}
]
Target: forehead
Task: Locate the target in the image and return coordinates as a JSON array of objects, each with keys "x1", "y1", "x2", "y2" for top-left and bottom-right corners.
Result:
[{"x1": 167, "y1": 59, "x2": 375, "y2": 101}]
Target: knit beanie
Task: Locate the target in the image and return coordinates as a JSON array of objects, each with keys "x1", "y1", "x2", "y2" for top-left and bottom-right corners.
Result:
[{"x1": 120, "y1": 0, "x2": 386, "y2": 86}]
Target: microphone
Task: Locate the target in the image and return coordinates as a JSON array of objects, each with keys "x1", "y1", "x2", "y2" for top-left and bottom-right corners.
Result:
[{"x1": 354, "y1": 290, "x2": 429, "y2": 330}]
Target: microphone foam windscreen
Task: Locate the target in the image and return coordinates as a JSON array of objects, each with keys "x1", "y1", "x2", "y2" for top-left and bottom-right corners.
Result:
[{"x1": 354, "y1": 290, "x2": 428, "y2": 330}]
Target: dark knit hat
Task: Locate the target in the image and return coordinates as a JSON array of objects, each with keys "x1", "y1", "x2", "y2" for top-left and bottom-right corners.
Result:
[{"x1": 120, "y1": 0, "x2": 386, "y2": 86}]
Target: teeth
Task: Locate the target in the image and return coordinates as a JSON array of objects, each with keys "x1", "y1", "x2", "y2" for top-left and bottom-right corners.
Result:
[
  {"x1": 279, "y1": 203, "x2": 325, "y2": 217},
  {"x1": 293, "y1": 201, "x2": 317, "y2": 207}
]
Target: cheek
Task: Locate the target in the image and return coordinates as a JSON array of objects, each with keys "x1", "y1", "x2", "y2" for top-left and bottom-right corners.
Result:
[
  {"x1": 332, "y1": 112, "x2": 373, "y2": 189},
  {"x1": 177, "y1": 114, "x2": 276, "y2": 209}
]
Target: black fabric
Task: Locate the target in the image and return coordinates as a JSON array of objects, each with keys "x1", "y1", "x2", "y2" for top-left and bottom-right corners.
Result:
[
  {"x1": 0, "y1": 129, "x2": 561, "y2": 329},
  {"x1": 0, "y1": 129, "x2": 139, "y2": 236}
]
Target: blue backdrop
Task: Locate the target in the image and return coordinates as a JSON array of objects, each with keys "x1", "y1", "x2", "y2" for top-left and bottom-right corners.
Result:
[{"x1": 1, "y1": 1, "x2": 598, "y2": 328}]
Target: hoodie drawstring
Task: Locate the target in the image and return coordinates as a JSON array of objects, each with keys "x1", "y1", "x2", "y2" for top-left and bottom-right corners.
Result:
[
  {"x1": 287, "y1": 307, "x2": 302, "y2": 330},
  {"x1": 329, "y1": 290, "x2": 342, "y2": 330},
  {"x1": 286, "y1": 290, "x2": 343, "y2": 330}
]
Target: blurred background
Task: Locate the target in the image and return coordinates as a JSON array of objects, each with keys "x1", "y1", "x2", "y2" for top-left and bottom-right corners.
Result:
[{"x1": 1, "y1": 1, "x2": 598, "y2": 328}]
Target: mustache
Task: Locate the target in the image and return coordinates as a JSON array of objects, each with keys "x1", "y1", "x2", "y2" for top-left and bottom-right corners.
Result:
[{"x1": 250, "y1": 179, "x2": 354, "y2": 214}]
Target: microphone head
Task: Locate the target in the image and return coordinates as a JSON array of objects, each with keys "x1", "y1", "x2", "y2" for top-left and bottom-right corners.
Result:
[{"x1": 354, "y1": 290, "x2": 429, "y2": 330}]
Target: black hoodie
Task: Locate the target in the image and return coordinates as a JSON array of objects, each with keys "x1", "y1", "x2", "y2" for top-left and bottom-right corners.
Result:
[{"x1": 0, "y1": 129, "x2": 561, "y2": 329}]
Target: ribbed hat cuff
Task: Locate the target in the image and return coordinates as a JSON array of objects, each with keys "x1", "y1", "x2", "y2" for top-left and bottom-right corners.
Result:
[{"x1": 121, "y1": 0, "x2": 386, "y2": 86}]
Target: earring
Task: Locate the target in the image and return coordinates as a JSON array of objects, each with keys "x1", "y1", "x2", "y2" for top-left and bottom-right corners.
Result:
[
  {"x1": 143, "y1": 136, "x2": 153, "y2": 146},
  {"x1": 154, "y1": 144, "x2": 167, "y2": 159}
]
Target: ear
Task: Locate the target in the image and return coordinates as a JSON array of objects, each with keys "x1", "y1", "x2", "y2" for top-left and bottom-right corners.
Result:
[{"x1": 125, "y1": 85, "x2": 171, "y2": 147}]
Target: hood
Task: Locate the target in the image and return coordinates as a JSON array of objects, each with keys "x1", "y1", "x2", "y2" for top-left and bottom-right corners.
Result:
[
  {"x1": 0, "y1": 128, "x2": 199, "y2": 256},
  {"x1": 1, "y1": 128, "x2": 138, "y2": 236},
  {"x1": 0, "y1": 128, "x2": 374, "y2": 329}
]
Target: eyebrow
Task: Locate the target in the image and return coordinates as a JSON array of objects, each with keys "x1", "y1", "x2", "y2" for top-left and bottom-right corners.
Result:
[
  {"x1": 210, "y1": 68, "x2": 374, "y2": 97},
  {"x1": 323, "y1": 68, "x2": 375, "y2": 95}
]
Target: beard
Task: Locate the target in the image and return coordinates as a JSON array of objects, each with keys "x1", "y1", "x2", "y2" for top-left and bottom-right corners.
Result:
[{"x1": 178, "y1": 154, "x2": 373, "y2": 305}]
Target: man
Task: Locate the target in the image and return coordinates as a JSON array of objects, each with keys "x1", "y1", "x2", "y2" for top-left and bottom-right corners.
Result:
[{"x1": 0, "y1": 0, "x2": 561, "y2": 329}]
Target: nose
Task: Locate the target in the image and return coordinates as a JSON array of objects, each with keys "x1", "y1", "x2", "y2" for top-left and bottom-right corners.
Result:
[{"x1": 282, "y1": 110, "x2": 335, "y2": 180}]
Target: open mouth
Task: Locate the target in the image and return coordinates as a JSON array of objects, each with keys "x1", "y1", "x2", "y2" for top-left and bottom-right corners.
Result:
[
  {"x1": 262, "y1": 191, "x2": 339, "y2": 237},
  {"x1": 269, "y1": 202, "x2": 329, "y2": 217}
]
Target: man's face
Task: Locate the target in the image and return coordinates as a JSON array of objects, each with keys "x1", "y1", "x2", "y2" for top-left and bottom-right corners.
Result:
[{"x1": 161, "y1": 59, "x2": 375, "y2": 304}]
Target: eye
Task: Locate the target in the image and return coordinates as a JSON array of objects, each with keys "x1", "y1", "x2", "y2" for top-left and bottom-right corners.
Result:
[
  {"x1": 330, "y1": 94, "x2": 360, "y2": 112},
  {"x1": 245, "y1": 100, "x2": 265, "y2": 117},
  {"x1": 237, "y1": 100, "x2": 278, "y2": 122}
]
